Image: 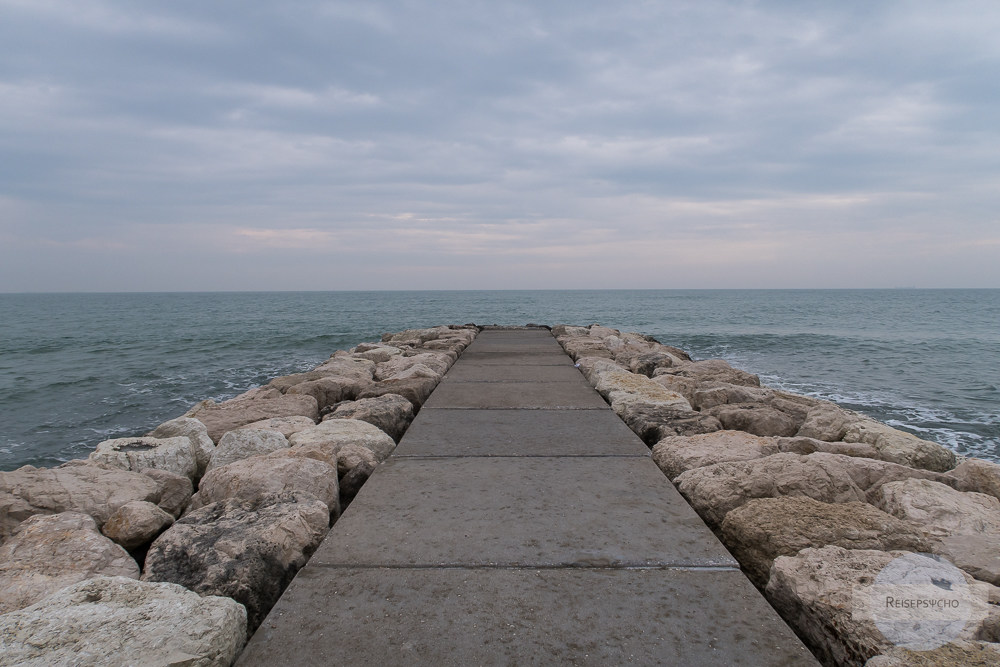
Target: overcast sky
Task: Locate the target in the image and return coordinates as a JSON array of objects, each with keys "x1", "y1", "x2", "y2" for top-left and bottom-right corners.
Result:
[{"x1": 2, "y1": 0, "x2": 999, "y2": 291}]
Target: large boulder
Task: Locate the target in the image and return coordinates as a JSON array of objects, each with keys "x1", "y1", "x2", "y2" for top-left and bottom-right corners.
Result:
[
  {"x1": 675, "y1": 452, "x2": 952, "y2": 527},
  {"x1": 843, "y1": 419, "x2": 956, "y2": 472},
  {"x1": 88, "y1": 435, "x2": 199, "y2": 482},
  {"x1": 0, "y1": 576, "x2": 246, "y2": 667},
  {"x1": 352, "y1": 343, "x2": 404, "y2": 363},
  {"x1": 690, "y1": 384, "x2": 775, "y2": 411},
  {"x1": 0, "y1": 461, "x2": 183, "y2": 541},
  {"x1": 146, "y1": 417, "x2": 216, "y2": 479},
  {"x1": 205, "y1": 427, "x2": 289, "y2": 473},
  {"x1": 100, "y1": 501, "x2": 174, "y2": 551},
  {"x1": 142, "y1": 492, "x2": 329, "y2": 632},
  {"x1": 137, "y1": 468, "x2": 193, "y2": 517},
  {"x1": 374, "y1": 352, "x2": 452, "y2": 380},
  {"x1": 874, "y1": 478, "x2": 1000, "y2": 539},
  {"x1": 359, "y1": 364, "x2": 442, "y2": 408},
  {"x1": 657, "y1": 359, "x2": 761, "y2": 387},
  {"x1": 719, "y1": 497, "x2": 930, "y2": 587},
  {"x1": 591, "y1": 365, "x2": 691, "y2": 410},
  {"x1": 269, "y1": 354, "x2": 375, "y2": 393},
  {"x1": 241, "y1": 415, "x2": 317, "y2": 439},
  {"x1": 189, "y1": 452, "x2": 340, "y2": 516},
  {"x1": 767, "y1": 547, "x2": 998, "y2": 666},
  {"x1": 0, "y1": 512, "x2": 139, "y2": 614},
  {"x1": 865, "y1": 641, "x2": 1000, "y2": 667},
  {"x1": 185, "y1": 389, "x2": 319, "y2": 443},
  {"x1": 618, "y1": 404, "x2": 722, "y2": 445},
  {"x1": 653, "y1": 431, "x2": 780, "y2": 480},
  {"x1": 949, "y1": 458, "x2": 1000, "y2": 501},
  {"x1": 324, "y1": 393, "x2": 415, "y2": 442},
  {"x1": 289, "y1": 419, "x2": 396, "y2": 464},
  {"x1": 703, "y1": 403, "x2": 803, "y2": 437},
  {"x1": 796, "y1": 402, "x2": 858, "y2": 441}
]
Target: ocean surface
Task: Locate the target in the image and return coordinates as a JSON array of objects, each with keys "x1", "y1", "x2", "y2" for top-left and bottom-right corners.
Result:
[{"x1": 1, "y1": 290, "x2": 997, "y2": 470}]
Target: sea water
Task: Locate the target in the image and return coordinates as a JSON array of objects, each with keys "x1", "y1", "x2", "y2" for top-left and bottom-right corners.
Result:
[{"x1": 1, "y1": 289, "x2": 997, "y2": 470}]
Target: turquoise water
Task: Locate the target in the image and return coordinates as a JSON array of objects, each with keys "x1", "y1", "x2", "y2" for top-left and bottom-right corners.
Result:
[{"x1": 1, "y1": 290, "x2": 997, "y2": 470}]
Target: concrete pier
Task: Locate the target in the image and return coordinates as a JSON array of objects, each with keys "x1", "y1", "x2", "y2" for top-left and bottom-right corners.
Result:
[{"x1": 237, "y1": 328, "x2": 819, "y2": 665}]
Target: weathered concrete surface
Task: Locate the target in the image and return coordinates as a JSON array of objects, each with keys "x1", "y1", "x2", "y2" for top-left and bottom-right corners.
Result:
[{"x1": 238, "y1": 328, "x2": 817, "y2": 666}]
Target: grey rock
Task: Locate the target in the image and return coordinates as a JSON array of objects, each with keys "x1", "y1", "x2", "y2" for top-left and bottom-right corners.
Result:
[
  {"x1": 874, "y1": 478, "x2": 1000, "y2": 539},
  {"x1": 146, "y1": 417, "x2": 216, "y2": 479},
  {"x1": 138, "y1": 467, "x2": 193, "y2": 518},
  {"x1": 618, "y1": 403, "x2": 722, "y2": 445},
  {"x1": 948, "y1": 458, "x2": 1000, "y2": 501},
  {"x1": 325, "y1": 393, "x2": 415, "y2": 442},
  {"x1": 865, "y1": 641, "x2": 1000, "y2": 667},
  {"x1": 89, "y1": 435, "x2": 198, "y2": 482},
  {"x1": 290, "y1": 419, "x2": 395, "y2": 464},
  {"x1": 241, "y1": 415, "x2": 317, "y2": 439},
  {"x1": 186, "y1": 389, "x2": 319, "y2": 443},
  {"x1": 0, "y1": 576, "x2": 246, "y2": 667},
  {"x1": 843, "y1": 419, "x2": 957, "y2": 472},
  {"x1": 0, "y1": 512, "x2": 139, "y2": 614},
  {"x1": 703, "y1": 403, "x2": 803, "y2": 437},
  {"x1": 142, "y1": 491, "x2": 329, "y2": 632}
]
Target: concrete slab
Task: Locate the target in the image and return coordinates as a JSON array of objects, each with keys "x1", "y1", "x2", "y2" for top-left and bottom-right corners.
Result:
[
  {"x1": 238, "y1": 566, "x2": 819, "y2": 667},
  {"x1": 310, "y1": 457, "x2": 737, "y2": 568},
  {"x1": 394, "y1": 409, "x2": 650, "y2": 457},
  {"x1": 421, "y1": 381, "x2": 608, "y2": 409},
  {"x1": 442, "y1": 363, "x2": 587, "y2": 383},
  {"x1": 453, "y1": 350, "x2": 574, "y2": 365}
]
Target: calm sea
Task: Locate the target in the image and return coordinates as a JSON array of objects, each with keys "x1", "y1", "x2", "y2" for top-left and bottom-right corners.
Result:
[{"x1": 1, "y1": 290, "x2": 997, "y2": 470}]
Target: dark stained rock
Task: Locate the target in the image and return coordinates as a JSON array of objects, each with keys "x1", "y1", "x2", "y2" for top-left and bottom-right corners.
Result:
[
  {"x1": 617, "y1": 403, "x2": 722, "y2": 445},
  {"x1": 704, "y1": 403, "x2": 803, "y2": 437}
]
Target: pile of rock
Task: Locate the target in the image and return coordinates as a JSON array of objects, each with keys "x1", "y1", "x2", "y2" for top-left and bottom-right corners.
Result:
[
  {"x1": 0, "y1": 325, "x2": 477, "y2": 666},
  {"x1": 553, "y1": 324, "x2": 1000, "y2": 666}
]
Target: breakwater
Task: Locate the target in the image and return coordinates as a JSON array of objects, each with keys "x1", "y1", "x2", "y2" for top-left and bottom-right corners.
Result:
[{"x1": 1, "y1": 323, "x2": 998, "y2": 666}]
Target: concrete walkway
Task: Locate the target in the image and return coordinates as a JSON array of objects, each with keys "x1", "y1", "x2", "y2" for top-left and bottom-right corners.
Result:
[{"x1": 238, "y1": 328, "x2": 818, "y2": 666}]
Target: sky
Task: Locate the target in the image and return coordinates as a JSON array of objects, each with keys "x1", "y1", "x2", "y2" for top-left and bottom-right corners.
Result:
[{"x1": 2, "y1": 0, "x2": 999, "y2": 291}]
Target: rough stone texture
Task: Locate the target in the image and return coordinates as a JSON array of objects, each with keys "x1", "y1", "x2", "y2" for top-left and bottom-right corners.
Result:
[
  {"x1": 0, "y1": 512, "x2": 139, "y2": 614},
  {"x1": 324, "y1": 393, "x2": 415, "y2": 442},
  {"x1": 142, "y1": 491, "x2": 329, "y2": 632},
  {"x1": 146, "y1": 417, "x2": 216, "y2": 479},
  {"x1": 933, "y1": 534, "x2": 1000, "y2": 586},
  {"x1": 560, "y1": 336, "x2": 615, "y2": 360},
  {"x1": 0, "y1": 576, "x2": 246, "y2": 667},
  {"x1": 0, "y1": 461, "x2": 177, "y2": 540},
  {"x1": 691, "y1": 384, "x2": 775, "y2": 411},
  {"x1": 865, "y1": 641, "x2": 1000, "y2": 667},
  {"x1": 657, "y1": 359, "x2": 761, "y2": 387},
  {"x1": 290, "y1": 418, "x2": 396, "y2": 464},
  {"x1": 874, "y1": 478, "x2": 1000, "y2": 539},
  {"x1": 653, "y1": 431, "x2": 780, "y2": 480},
  {"x1": 675, "y1": 452, "x2": 952, "y2": 528},
  {"x1": 138, "y1": 468, "x2": 193, "y2": 518},
  {"x1": 352, "y1": 344, "x2": 404, "y2": 363},
  {"x1": 625, "y1": 351, "x2": 680, "y2": 377},
  {"x1": 767, "y1": 546, "x2": 998, "y2": 667},
  {"x1": 241, "y1": 415, "x2": 317, "y2": 439},
  {"x1": 720, "y1": 497, "x2": 930, "y2": 587},
  {"x1": 286, "y1": 375, "x2": 372, "y2": 410},
  {"x1": 704, "y1": 403, "x2": 803, "y2": 437},
  {"x1": 796, "y1": 402, "x2": 858, "y2": 441},
  {"x1": 339, "y1": 460, "x2": 377, "y2": 506},
  {"x1": 88, "y1": 435, "x2": 198, "y2": 482},
  {"x1": 374, "y1": 352, "x2": 452, "y2": 380},
  {"x1": 185, "y1": 389, "x2": 319, "y2": 443},
  {"x1": 617, "y1": 404, "x2": 722, "y2": 445},
  {"x1": 205, "y1": 427, "x2": 289, "y2": 473},
  {"x1": 358, "y1": 363, "x2": 442, "y2": 408},
  {"x1": 189, "y1": 452, "x2": 339, "y2": 516},
  {"x1": 269, "y1": 354, "x2": 375, "y2": 393},
  {"x1": 949, "y1": 458, "x2": 1000, "y2": 501},
  {"x1": 100, "y1": 500, "x2": 174, "y2": 551},
  {"x1": 591, "y1": 365, "x2": 692, "y2": 410},
  {"x1": 650, "y1": 372, "x2": 703, "y2": 405},
  {"x1": 843, "y1": 418, "x2": 957, "y2": 472}
]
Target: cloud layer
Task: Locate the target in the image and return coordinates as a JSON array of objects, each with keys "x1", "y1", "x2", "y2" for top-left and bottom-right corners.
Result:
[{"x1": 2, "y1": 0, "x2": 999, "y2": 290}]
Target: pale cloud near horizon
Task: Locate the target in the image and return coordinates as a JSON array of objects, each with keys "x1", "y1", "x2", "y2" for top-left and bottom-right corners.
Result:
[{"x1": 1, "y1": 0, "x2": 999, "y2": 290}]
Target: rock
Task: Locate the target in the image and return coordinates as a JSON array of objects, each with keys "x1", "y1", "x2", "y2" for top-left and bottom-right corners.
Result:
[
  {"x1": 774, "y1": 436, "x2": 881, "y2": 459},
  {"x1": 142, "y1": 492, "x2": 329, "y2": 632},
  {"x1": 675, "y1": 452, "x2": 952, "y2": 528},
  {"x1": 0, "y1": 512, "x2": 139, "y2": 614},
  {"x1": 949, "y1": 458, "x2": 1000, "y2": 501},
  {"x1": 138, "y1": 468, "x2": 193, "y2": 517},
  {"x1": 331, "y1": 443, "x2": 379, "y2": 478},
  {"x1": 703, "y1": 403, "x2": 803, "y2": 437},
  {"x1": 933, "y1": 534, "x2": 1000, "y2": 586},
  {"x1": 767, "y1": 547, "x2": 998, "y2": 666},
  {"x1": 618, "y1": 403, "x2": 722, "y2": 445},
  {"x1": 358, "y1": 365, "x2": 442, "y2": 409},
  {"x1": 719, "y1": 497, "x2": 930, "y2": 587},
  {"x1": 865, "y1": 641, "x2": 1000, "y2": 667},
  {"x1": 186, "y1": 389, "x2": 319, "y2": 443},
  {"x1": 324, "y1": 393, "x2": 415, "y2": 442},
  {"x1": 146, "y1": 417, "x2": 216, "y2": 479},
  {"x1": 560, "y1": 336, "x2": 614, "y2": 360},
  {"x1": 101, "y1": 501, "x2": 174, "y2": 551},
  {"x1": 289, "y1": 419, "x2": 396, "y2": 464},
  {"x1": 796, "y1": 402, "x2": 858, "y2": 441},
  {"x1": 205, "y1": 427, "x2": 289, "y2": 473},
  {"x1": 241, "y1": 415, "x2": 317, "y2": 439},
  {"x1": 352, "y1": 344, "x2": 404, "y2": 363},
  {"x1": 551, "y1": 324, "x2": 591, "y2": 338},
  {"x1": 596, "y1": 370, "x2": 692, "y2": 415},
  {"x1": 843, "y1": 419, "x2": 956, "y2": 472},
  {"x1": 189, "y1": 452, "x2": 339, "y2": 516},
  {"x1": 269, "y1": 354, "x2": 375, "y2": 393},
  {"x1": 658, "y1": 359, "x2": 761, "y2": 387},
  {"x1": 374, "y1": 352, "x2": 452, "y2": 380},
  {"x1": 88, "y1": 435, "x2": 198, "y2": 482},
  {"x1": 0, "y1": 461, "x2": 178, "y2": 540},
  {"x1": 650, "y1": 372, "x2": 703, "y2": 404},
  {"x1": 286, "y1": 375, "x2": 372, "y2": 410},
  {"x1": 339, "y1": 459, "x2": 377, "y2": 507},
  {"x1": 652, "y1": 431, "x2": 779, "y2": 480},
  {"x1": 874, "y1": 478, "x2": 1000, "y2": 539},
  {"x1": 0, "y1": 576, "x2": 246, "y2": 667},
  {"x1": 691, "y1": 384, "x2": 775, "y2": 411},
  {"x1": 383, "y1": 326, "x2": 451, "y2": 345}
]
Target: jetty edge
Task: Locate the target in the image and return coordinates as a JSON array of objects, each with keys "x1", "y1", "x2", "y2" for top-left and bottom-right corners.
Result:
[{"x1": 0, "y1": 325, "x2": 989, "y2": 664}]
